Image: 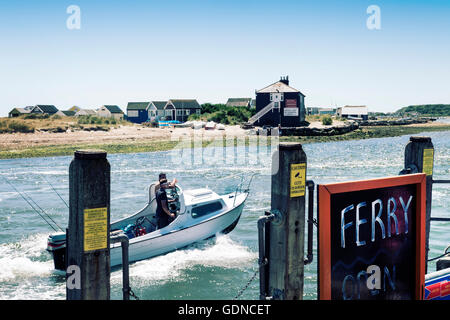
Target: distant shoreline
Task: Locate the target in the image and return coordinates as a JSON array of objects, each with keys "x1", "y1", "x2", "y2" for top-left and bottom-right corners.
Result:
[{"x1": 0, "y1": 122, "x2": 449, "y2": 160}]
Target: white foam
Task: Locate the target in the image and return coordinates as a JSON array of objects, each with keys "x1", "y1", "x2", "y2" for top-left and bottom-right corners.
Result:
[
  {"x1": 111, "y1": 235, "x2": 256, "y2": 285},
  {"x1": 0, "y1": 257, "x2": 53, "y2": 282},
  {"x1": 0, "y1": 233, "x2": 53, "y2": 282}
]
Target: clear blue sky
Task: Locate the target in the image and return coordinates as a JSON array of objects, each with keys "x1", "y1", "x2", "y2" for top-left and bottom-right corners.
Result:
[{"x1": 0, "y1": 0, "x2": 449, "y2": 116}]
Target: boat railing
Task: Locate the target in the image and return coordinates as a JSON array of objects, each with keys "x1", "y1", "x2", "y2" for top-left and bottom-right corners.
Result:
[{"x1": 233, "y1": 173, "x2": 256, "y2": 206}]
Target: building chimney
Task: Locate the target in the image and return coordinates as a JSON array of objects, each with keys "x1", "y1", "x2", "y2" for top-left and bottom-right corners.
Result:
[{"x1": 280, "y1": 75, "x2": 289, "y2": 86}]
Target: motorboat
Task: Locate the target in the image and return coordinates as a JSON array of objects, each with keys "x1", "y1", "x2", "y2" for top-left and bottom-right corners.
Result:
[{"x1": 47, "y1": 182, "x2": 249, "y2": 270}]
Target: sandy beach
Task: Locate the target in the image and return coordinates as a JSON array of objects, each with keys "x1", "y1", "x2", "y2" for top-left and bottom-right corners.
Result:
[
  {"x1": 1, "y1": 120, "x2": 448, "y2": 151},
  {"x1": 0, "y1": 124, "x2": 249, "y2": 151}
]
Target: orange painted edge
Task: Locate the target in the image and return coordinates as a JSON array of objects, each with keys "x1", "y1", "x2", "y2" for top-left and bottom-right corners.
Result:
[
  {"x1": 324, "y1": 173, "x2": 425, "y2": 194},
  {"x1": 318, "y1": 173, "x2": 427, "y2": 300},
  {"x1": 318, "y1": 184, "x2": 331, "y2": 300},
  {"x1": 416, "y1": 175, "x2": 426, "y2": 300}
]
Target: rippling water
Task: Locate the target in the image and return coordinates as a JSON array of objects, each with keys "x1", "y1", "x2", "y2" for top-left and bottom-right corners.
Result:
[{"x1": 0, "y1": 130, "x2": 448, "y2": 300}]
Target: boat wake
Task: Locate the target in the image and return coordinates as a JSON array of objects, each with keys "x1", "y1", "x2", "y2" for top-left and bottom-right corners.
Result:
[
  {"x1": 0, "y1": 233, "x2": 65, "y2": 299},
  {"x1": 112, "y1": 235, "x2": 257, "y2": 285}
]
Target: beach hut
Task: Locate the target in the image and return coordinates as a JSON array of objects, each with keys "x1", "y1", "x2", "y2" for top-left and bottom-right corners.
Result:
[
  {"x1": 226, "y1": 98, "x2": 252, "y2": 108},
  {"x1": 97, "y1": 105, "x2": 124, "y2": 120},
  {"x1": 74, "y1": 109, "x2": 97, "y2": 117},
  {"x1": 150, "y1": 101, "x2": 167, "y2": 120},
  {"x1": 126, "y1": 102, "x2": 152, "y2": 123},
  {"x1": 249, "y1": 76, "x2": 306, "y2": 127},
  {"x1": 31, "y1": 105, "x2": 59, "y2": 116},
  {"x1": 336, "y1": 106, "x2": 369, "y2": 120},
  {"x1": 164, "y1": 99, "x2": 201, "y2": 123},
  {"x1": 8, "y1": 107, "x2": 31, "y2": 118}
]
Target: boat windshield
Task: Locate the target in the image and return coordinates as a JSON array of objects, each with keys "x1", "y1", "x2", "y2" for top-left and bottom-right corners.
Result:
[
  {"x1": 191, "y1": 201, "x2": 223, "y2": 219},
  {"x1": 166, "y1": 187, "x2": 180, "y2": 214}
]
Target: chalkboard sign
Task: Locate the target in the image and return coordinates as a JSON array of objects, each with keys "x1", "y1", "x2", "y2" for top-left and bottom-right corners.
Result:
[{"x1": 318, "y1": 174, "x2": 426, "y2": 300}]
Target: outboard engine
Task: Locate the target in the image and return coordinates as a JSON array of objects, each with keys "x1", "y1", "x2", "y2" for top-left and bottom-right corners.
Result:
[{"x1": 46, "y1": 231, "x2": 67, "y2": 271}]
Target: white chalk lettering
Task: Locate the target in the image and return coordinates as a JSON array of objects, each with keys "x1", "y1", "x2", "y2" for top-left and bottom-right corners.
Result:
[
  {"x1": 371, "y1": 199, "x2": 385, "y2": 242},
  {"x1": 399, "y1": 195, "x2": 412, "y2": 234},
  {"x1": 341, "y1": 195, "x2": 413, "y2": 248},
  {"x1": 341, "y1": 204, "x2": 354, "y2": 248},
  {"x1": 356, "y1": 202, "x2": 367, "y2": 247},
  {"x1": 387, "y1": 197, "x2": 399, "y2": 237}
]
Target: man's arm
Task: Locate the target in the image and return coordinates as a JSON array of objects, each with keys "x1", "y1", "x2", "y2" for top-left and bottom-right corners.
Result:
[
  {"x1": 161, "y1": 200, "x2": 175, "y2": 218},
  {"x1": 168, "y1": 178, "x2": 178, "y2": 188}
]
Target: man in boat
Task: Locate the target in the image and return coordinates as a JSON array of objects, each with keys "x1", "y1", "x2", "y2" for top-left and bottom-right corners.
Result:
[{"x1": 155, "y1": 179, "x2": 176, "y2": 229}]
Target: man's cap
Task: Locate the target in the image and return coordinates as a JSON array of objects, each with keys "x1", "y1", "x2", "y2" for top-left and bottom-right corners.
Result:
[{"x1": 159, "y1": 173, "x2": 167, "y2": 180}]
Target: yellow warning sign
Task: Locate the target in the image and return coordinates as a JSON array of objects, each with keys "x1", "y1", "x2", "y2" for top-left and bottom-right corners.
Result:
[
  {"x1": 290, "y1": 163, "x2": 306, "y2": 197},
  {"x1": 423, "y1": 149, "x2": 434, "y2": 176},
  {"x1": 84, "y1": 207, "x2": 108, "y2": 252}
]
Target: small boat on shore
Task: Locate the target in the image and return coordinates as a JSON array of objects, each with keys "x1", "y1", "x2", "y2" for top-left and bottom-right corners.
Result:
[
  {"x1": 205, "y1": 121, "x2": 216, "y2": 130},
  {"x1": 47, "y1": 182, "x2": 249, "y2": 270}
]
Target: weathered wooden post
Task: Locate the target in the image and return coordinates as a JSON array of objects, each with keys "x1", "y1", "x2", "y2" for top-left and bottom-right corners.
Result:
[
  {"x1": 403, "y1": 136, "x2": 434, "y2": 272},
  {"x1": 67, "y1": 150, "x2": 111, "y2": 300},
  {"x1": 267, "y1": 142, "x2": 307, "y2": 300}
]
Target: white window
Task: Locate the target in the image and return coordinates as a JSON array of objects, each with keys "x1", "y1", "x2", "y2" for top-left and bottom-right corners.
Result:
[
  {"x1": 270, "y1": 93, "x2": 273, "y2": 101},
  {"x1": 185, "y1": 109, "x2": 190, "y2": 115},
  {"x1": 196, "y1": 109, "x2": 201, "y2": 115},
  {"x1": 177, "y1": 109, "x2": 183, "y2": 116},
  {"x1": 127, "y1": 110, "x2": 138, "y2": 117}
]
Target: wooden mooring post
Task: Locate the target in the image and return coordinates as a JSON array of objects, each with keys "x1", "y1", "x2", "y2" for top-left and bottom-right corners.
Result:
[
  {"x1": 67, "y1": 150, "x2": 111, "y2": 300},
  {"x1": 402, "y1": 136, "x2": 434, "y2": 273},
  {"x1": 261, "y1": 142, "x2": 307, "y2": 300}
]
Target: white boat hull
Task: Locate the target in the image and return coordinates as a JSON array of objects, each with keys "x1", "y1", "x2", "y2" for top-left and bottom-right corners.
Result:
[{"x1": 110, "y1": 198, "x2": 245, "y2": 267}]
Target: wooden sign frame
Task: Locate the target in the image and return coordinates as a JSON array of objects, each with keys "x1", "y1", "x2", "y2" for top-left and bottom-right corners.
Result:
[{"x1": 318, "y1": 173, "x2": 426, "y2": 300}]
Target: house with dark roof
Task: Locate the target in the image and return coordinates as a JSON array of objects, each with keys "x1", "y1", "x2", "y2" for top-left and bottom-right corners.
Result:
[
  {"x1": 248, "y1": 76, "x2": 306, "y2": 127},
  {"x1": 31, "y1": 105, "x2": 59, "y2": 115},
  {"x1": 164, "y1": 99, "x2": 201, "y2": 122},
  {"x1": 97, "y1": 105, "x2": 124, "y2": 120},
  {"x1": 150, "y1": 101, "x2": 167, "y2": 119},
  {"x1": 126, "y1": 102, "x2": 152, "y2": 123},
  {"x1": 8, "y1": 107, "x2": 31, "y2": 118},
  {"x1": 226, "y1": 98, "x2": 252, "y2": 108}
]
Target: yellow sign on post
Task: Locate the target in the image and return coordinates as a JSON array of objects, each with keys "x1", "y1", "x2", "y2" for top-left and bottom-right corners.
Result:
[
  {"x1": 290, "y1": 163, "x2": 306, "y2": 197},
  {"x1": 84, "y1": 207, "x2": 108, "y2": 252},
  {"x1": 423, "y1": 149, "x2": 434, "y2": 176}
]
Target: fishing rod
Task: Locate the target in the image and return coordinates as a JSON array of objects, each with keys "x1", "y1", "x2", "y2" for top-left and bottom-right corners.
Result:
[
  {"x1": 24, "y1": 190, "x2": 64, "y2": 231},
  {"x1": 40, "y1": 174, "x2": 69, "y2": 209},
  {"x1": 3, "y1": 177, "x2": 62, "y2": 232}
]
